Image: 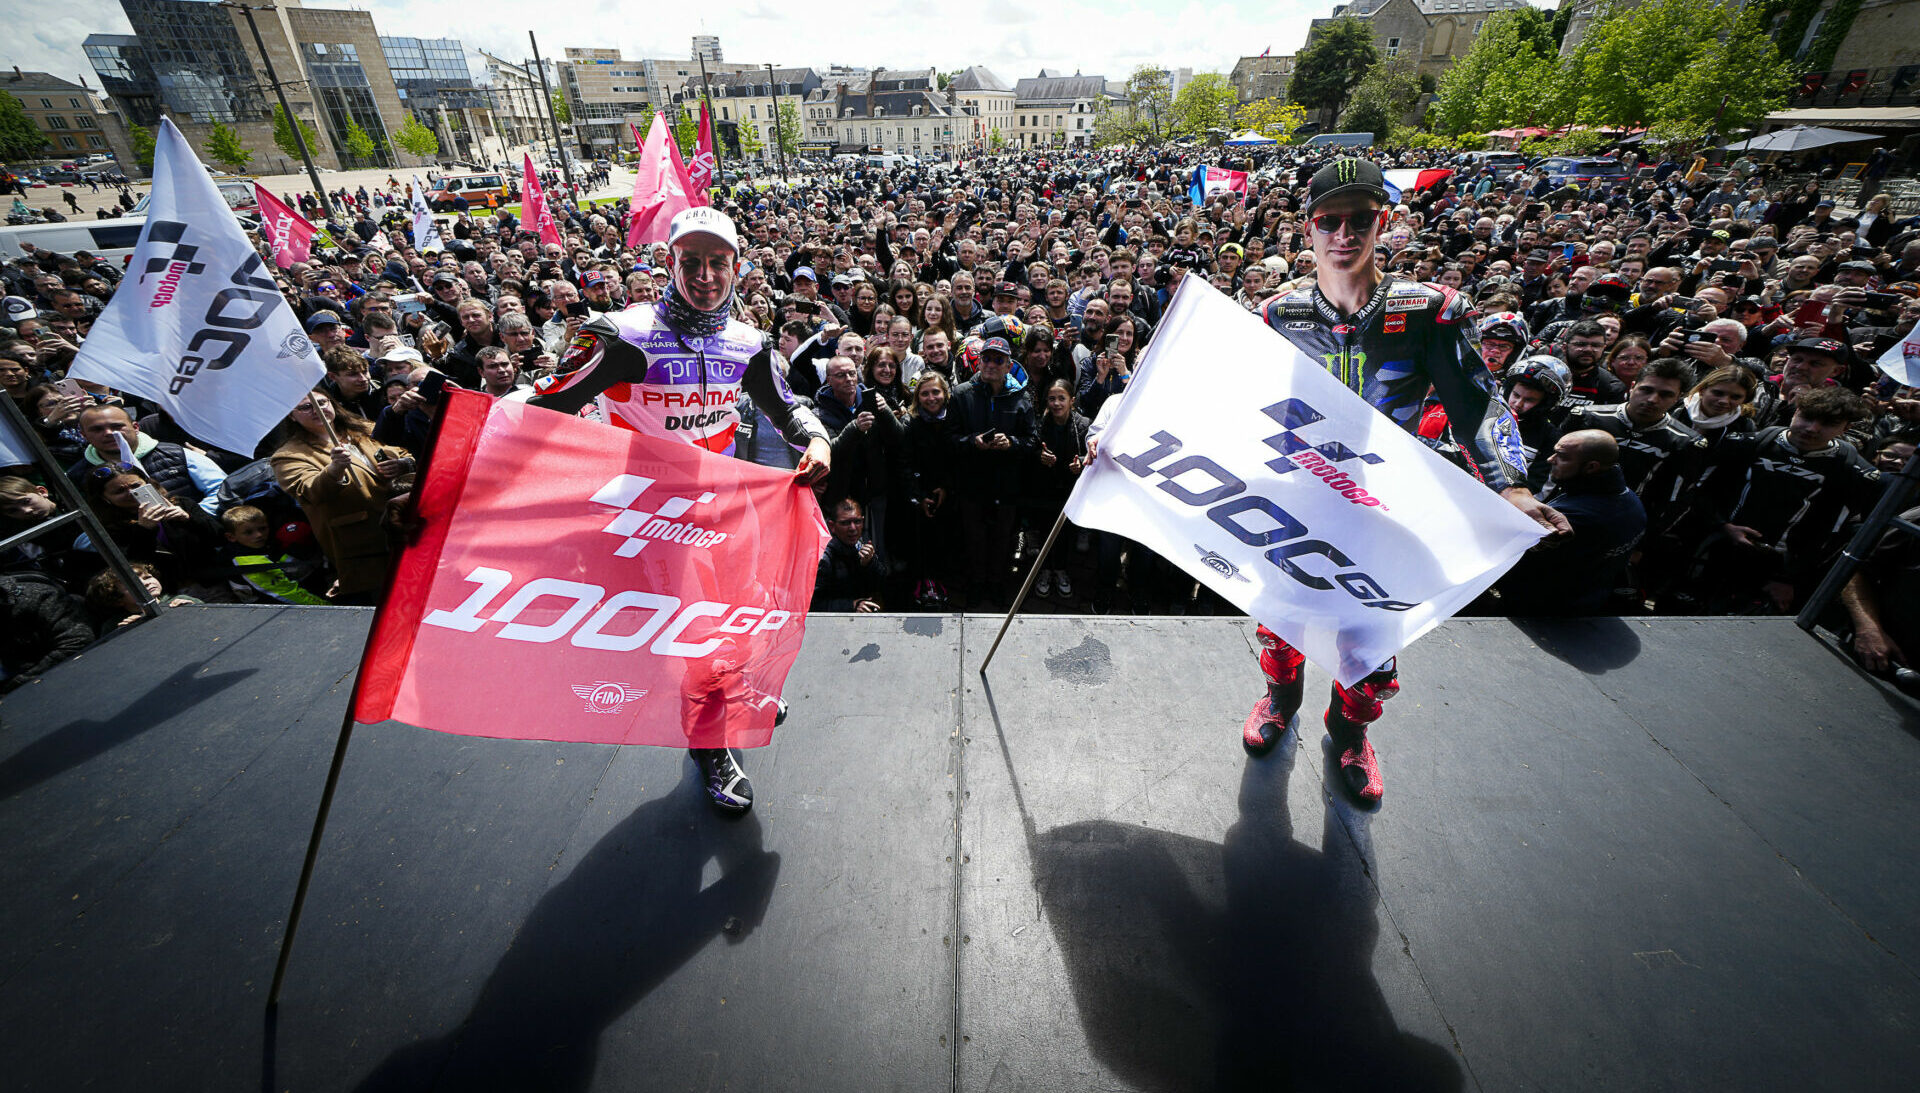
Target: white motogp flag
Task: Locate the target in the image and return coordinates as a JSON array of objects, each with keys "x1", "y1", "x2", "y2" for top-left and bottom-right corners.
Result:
[
  {"x1": 0, "y1": 406, "x2": 33, "y2": 466},
  {"x1": 67, "y1": 118, "x2": 322, "y2": 455},
  {"x1": 410, "y1": 175, "x2": 441, "y2": 252},
  {"x1": 1066, "y1": 276, "x2": 1547, "y2": 685},
  {"x1": 1875, "y1": 323, "x2": 1919, "y2": 388}
]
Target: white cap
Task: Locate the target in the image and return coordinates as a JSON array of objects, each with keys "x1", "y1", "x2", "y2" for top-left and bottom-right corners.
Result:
[
  {"x1": 378, "y1": 345, "x2": 425, "y2": 364},
  {"x1": 2, "y1": 295, "x2": 36, "y2": 324},
  {"x1": 666, "y1": 206, "x2": 739, "y2": 253}
]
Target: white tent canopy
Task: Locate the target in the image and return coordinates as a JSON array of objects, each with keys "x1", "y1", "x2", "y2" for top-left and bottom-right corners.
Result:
[
  {"x1": 1723, "y1": 125, "x2": 1880, "y2": 153},
  {"x1": 1222, "y1": 130, "x2": 1278, "y2": 146}
]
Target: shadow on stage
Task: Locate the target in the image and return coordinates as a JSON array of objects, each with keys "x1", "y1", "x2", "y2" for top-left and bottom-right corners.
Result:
[
  {"x1": 349, "y1": 761, "x2": 782, "y2": 1092},
  {"x1": 984, "y1": 678, "x2": 1462, "y2": 1092}
]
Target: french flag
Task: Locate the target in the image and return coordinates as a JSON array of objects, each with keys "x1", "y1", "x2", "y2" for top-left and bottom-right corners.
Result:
[{"x1": 1189, "y1": 164, "x2": 1248, "y2": 206}]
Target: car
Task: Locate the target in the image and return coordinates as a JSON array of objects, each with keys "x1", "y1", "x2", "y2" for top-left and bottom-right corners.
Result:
[
  {"x1": 427, "y1": 171, "x2": 508, "y2": 211},
  {"x1": 84, "y1": 153, "x2": 113, "y2": 165},
  {"x1": 126, "y1": 179, "x2": 258, "y2": 218},
  {"x1": 1458, "y1": 150, "x2": 1529, "y2": 178},
  {"x1": 1536, "y1": 156, "x2": 1630, "y2": 187},
  {"x1": 37, "y1": 168, "x2": 80, "y2": 184}
]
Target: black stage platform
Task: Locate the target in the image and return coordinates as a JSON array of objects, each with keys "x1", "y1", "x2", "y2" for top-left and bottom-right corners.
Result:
[{"x1": 2, "y1": 606, "x2": 1917, "y2": 1091}]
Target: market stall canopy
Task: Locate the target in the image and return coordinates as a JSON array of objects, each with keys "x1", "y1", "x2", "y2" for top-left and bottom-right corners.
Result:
[
  {"x1": 1723, "y1": 125, "x2": 1879, "y2": 153},
  {"x1": 1222, "y1": 130, "x2": 1278, "y2": 146}
]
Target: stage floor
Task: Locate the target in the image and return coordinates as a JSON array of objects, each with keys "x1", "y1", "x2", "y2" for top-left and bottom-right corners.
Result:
[{"x1": 1, "y1": 606, "x2": 1916, "y2": 1091}]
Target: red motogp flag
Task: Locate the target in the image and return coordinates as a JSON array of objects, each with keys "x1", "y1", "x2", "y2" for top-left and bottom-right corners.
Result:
[
  {"x1": 520, "y1": 153, "x2": 563, "y2": 248},
  {"x1": 254, "y1": 183, "x2": 317, "y2": 269},
  {"x1": 626, "y1": 111, "x2": 696, "y2": 249},
  {"x1": 687, "y1": 99, "x2": 717, "y2": 206},
  {"x1": 354, "y1": 390, "x2": 829, "y2": 748}
]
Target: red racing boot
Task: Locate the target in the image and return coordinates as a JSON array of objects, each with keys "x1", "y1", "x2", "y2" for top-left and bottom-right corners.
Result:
[
  {"x1": 1244, "y1": 625, "x2": 1306, "y2": 755},
  {"x1": 1325, "y1": 660, "x2": 1399, "y2": 805}
]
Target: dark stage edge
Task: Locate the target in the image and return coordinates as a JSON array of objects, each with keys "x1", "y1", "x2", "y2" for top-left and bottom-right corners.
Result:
[{"x1": 1, "y1": 607, "x2": 1916, "y2": 1092}]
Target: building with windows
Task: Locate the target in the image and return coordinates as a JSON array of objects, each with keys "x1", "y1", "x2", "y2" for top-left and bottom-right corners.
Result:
[
  {"x1": 692, "y1": 36, "x2": 722, "y2": 65},
  {"x1": 1011, "y1": 71, "x2": 1124, "y2": 150},
  {"x1": 1229, "y1": 54, "x2": 1296, "y2": 103},
  {"x1": 560, "y1": 46, "x2": 758, "y2": 156},
  {"x1": 1309, "y1": 0, "x2": 1529, "y2": 80},
  {"x1": 949, "y1": 66, "x2": 1015, "y2": 151},
  {"x1": 85, "y1": 0, "x2": 424, "y2": 174},
  {"x1": 800, "y1": 69, "x2": 960, "y2": 158},
  {"x1": 673, "y1": 68, "x2": 821, "y2": 165},
  {"x1": 2, "y1": 69, "x2": 139, "y2": 169},
  {"x1": 380, "y1": 36, "x2": 492, "y2": 165},
  {"x1": 478, "y1": 52, "x2": 555, "y2": 158}
]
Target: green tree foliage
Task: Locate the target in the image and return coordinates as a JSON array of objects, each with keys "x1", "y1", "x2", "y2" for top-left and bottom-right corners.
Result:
[
  {"x1": 937, "y1": 69, "x2": 962, "y2": 91},
  {"x1": 1171, "y1": 72, "x2": 1237, "y2": 139},
  {"x1": 128, "y1": 123, "x2": 155, "y2": 169},
  {"x1": 1236, "y1": 97, "x2": 1308, "y2": 142},
  {"x1": 1340, "y1": 55, "x2": 1423, "y2": 141},
  {"x1": 737, "y1": 117, "x2": 765, "y2": 161},
  {"x1": 203, "y1": 121, "x2": 253, "y2": 172},
  {"x1": 394, "y1": 115, "x2": 440, "y2": 159},
  {"x1": 1090, "y1": 98, "x2": 1137, "y2": 148},
  {"x1": 0, "y1": 93, "x2": 48, "y2": 159},
  {"x1": 1429, "y1": 8, "x2": 1563, "y2": 136},
  {"x1": 549, "y1": 88, "x2": 571, "y2": 125},
  {"x1": 1125, "y1": 65, "x2": 1174, "y2": 144},
  {"x1": 343, "y1": 120, "x2": 378, "y2": 162},
  {"x1": 776, "y1": 102, "x2": 801, "y2": 157},
  {"x1": 1289, "y1": 17, "x2": 1377, "y2": 123},
  {"x1": 272, "y1": 104, "x2": 320, "y2": 159},
  {"x1": 1430, "y1": 0, "x2": 1791, "y2": 144},
  {"x1": 671, "y1": 113, "x2": 699, "y2": 154},
  {"x1": 988, "y1": 127, "x2": 1005, "y2": 151}
]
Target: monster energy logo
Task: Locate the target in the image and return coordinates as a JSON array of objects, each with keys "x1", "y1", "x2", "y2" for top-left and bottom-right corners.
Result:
[
  {"x1": 1337, "y1": 158, "x2": 1357, "y2": 184},
  {"x1": 1321, "y1": 349, "x2": 1367, "y2": 392}
]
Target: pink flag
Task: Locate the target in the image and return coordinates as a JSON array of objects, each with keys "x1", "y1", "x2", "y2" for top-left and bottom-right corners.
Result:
[
  {"x1": 255, "y1": 183, "x2": 317, "y2": 269},
  {"x1": 354, "y1": 390, "x2": 829, "y2": 748},
  {"x1": 686, "y1": 100, "x2": 717, "y2": 207},
  {"x1": 626, "y1": 112, "x2": 696, "y2": 249},
  {"x1": 521, "y1": 153, "x2": 562, "y2": 248}
]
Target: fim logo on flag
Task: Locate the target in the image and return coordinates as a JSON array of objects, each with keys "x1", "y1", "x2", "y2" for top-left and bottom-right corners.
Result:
[
  {"x1": 1195, "y1": 546, "x2": 1250, "y2": 582},
  {"x1": 571, "y1": 681, "x2": 648, "y2": 714},
  {"x1": 591, "y1": 474, "x2": 726, "y2": 557}
]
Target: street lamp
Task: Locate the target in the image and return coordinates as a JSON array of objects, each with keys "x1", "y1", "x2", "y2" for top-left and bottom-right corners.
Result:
[{"x1": 765, "y1": 63, "x2": 788, "y2": 180}]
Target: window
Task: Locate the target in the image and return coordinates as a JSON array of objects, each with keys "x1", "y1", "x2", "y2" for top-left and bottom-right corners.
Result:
[
  {"x1": 59, "y1": 136, "x2": 77, "y2": 149},
  {"x1": 1077, "y1": 117, "x2": 1084, "y2": 129},
  {"x1": 68, "y1": 98, "x2": 82, "y2": 108},
  {"x1": 1386, "y1": 37, "x2": 1400, "y2": 57},
  {"x1": 75, "y1": 116, "x2": 96, "y2": 129},
  {"x1": 721, "y1": 106, "x2": 728, "y2": 120},
  {"x1": 46, "y1": 116, "x2": 68, "y2": 129},
  {"x1": 86, "y1": 134, "x2": 104, "y2": 148},
  {"x1": 750, "y1": 105, "x2": 757, "y2": 119},
  {"x1": 39, "y1": 98, "x2": 51, "y2": 108}
]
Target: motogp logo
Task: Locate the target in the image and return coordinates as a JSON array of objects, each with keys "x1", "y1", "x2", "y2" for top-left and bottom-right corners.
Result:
[{"x1": 591, "y1": 474, "x2": 728, "y2": 557}]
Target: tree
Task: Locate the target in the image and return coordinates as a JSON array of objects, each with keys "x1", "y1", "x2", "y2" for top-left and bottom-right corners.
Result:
[
  {"x1": 1125, "y1": 65, "x2": 1174, "y2": 144},
  {"x1": 737, "y1": 118, "x2": 765, "y2": 162},
  {"x1": 1340, "y1": 55, "x2": 1424, "y2": 141},
  {"x1": 672, "y1": 112, "x2": 699, "y2": 154},
  {"x1": 1569, "y1": 0, "x2": 1791, "y2": 134},
  {"x1": 343, "y1": 119, "x2": 378, "y2": 163},
  {"x1": 0, "y1": 93, "x2": 47, "y2": 160},
  {"x1": 1290, "y1": 17, "x2": 1378, "y2": 124},
  {"x1": 1236, "y1": 97, "x2": 1308, "y2": 142},
  {"x1": 272, "y1": 103, "x2": 320, "y2": 160},
  {"x1": 1090, "y1": 98, "x2": 1138, "y2": 148},
  {"x1": 394, "y1": 115, "x2": 440, "y2": 159},
  {"x1": 1653, "y1": 8, "x2": 1793, "y2": 141},
  {"x1": 988, "y1": 127, "x2": 1005, "y2": 151},
  {"x1": 1429, "y1": 8, "x2": 1563, "y2": 136},
  {"x1": 128, "y1": 123, "x2": 155, "y2": 169},
  {"x1": 937, "y1": 69, "x2": 963, "y2": 91},
  {"x1": 775, "y1": 101, "x2": 801, "y2": 159},
  {"x1": 549, "y1": 88, "x2": 571, "y2": 125},
  {"x1": 1171, "y1": 72, "x2": 1237, "y2": 139},
  {"x1": 204, "y1": 121, "x2": 252, "y2": 172}
]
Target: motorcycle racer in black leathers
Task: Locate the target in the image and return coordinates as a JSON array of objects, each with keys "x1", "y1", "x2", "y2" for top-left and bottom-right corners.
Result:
[{"x1": 1243, "y1": 158, "x2": 1567, "y2": 805}]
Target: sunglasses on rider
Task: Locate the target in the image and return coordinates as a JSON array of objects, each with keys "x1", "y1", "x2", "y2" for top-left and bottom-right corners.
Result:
[{"x1": 1309, "y1": 209, "x2": 1388, "y2": 236}]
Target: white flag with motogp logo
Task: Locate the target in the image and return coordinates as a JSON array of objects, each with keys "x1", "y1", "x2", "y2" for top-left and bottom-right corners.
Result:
[
  {"x1": 67, "y1": 118, "x2": 322, "y2": 456},
  {"x1": 1065, "y1": 275, "x2": 1547, "y2": 686},
  {"x1": 1876, "y1": 323, "x2": 1919, "y2": 388},
  {"x1": 411, "y1": 175, "x2": 442, "y2": 253}
]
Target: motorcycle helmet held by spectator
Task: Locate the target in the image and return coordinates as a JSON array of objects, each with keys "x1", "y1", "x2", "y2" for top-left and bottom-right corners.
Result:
[
  {"x1": 1502, "y1": 354, "x2": 1573, "y2": 410},
  {"x1": 1477, "y1": 310, "x2": 1531, "y2": 346},
  {"x1": 1586, "y1": 274, "x2": 1631, "y2": 311}
]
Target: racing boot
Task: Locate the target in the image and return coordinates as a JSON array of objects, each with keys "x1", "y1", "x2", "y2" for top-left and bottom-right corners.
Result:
[
  {"x1": 1244, "y1": 625, "x2": 1305, "y2": 755},
  {"x1": 1324, "y1": 659, "x2": 1399, "y2": 805},
  {"x1": 691, "y1": 747, "x2": 753, "y2": 815}
]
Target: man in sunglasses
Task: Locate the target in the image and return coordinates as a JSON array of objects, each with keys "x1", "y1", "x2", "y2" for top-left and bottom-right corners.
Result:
[{"x1": 1251, "y1": 157, "x2": 1570, "y2": 805}]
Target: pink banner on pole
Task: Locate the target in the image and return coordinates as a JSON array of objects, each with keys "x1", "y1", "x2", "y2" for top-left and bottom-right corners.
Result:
[
  {"x1": 255, "y1": 183, "x2": 317, "y2": 269},
  {"x1": 521, "y1": 153, "x2": 562, "y2": 248},
  {"x1": 626, "y1": 112, "x2": 696, "y2": 250},
  {"x1": 687, "y1": 100, "x2": 716, "y2": 206},
  {"x1": 354, "y1": 390, "x2": 829, "y2": 748}
]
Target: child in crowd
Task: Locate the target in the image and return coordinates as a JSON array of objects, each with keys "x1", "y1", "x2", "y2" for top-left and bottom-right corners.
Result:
[
  {"x1": 84, "y1": 562, "x2": 199, "y2": 632},
  {"x1": 220, "y1": 505, "x2": 327, "y2": 605}
]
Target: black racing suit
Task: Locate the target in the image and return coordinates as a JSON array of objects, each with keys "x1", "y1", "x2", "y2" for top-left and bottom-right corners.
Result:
[{"x1": 1251, "y1": 277, "x2": 1532, "y2": 732}]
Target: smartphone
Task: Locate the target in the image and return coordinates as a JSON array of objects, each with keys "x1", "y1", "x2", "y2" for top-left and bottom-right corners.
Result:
[
  {"x1": 131, "y1": 482, "x2": 167, "y2": 510},
  {"x1": 1862, "y1": 291, "x2": 1899, "y2": 309},
  {"x1": 1103, "y1": 334, "x2": 1120, "y2": 354},
  {"x1": 1719, "y1": 276, "x2": 1748, "y2": 295},
  {"x1": 565, "y1": 300, "x2": 591, "y2": 319},
  {"x1": 417, "y1": 371, "x2": 448, "y2": 403},
  {"x1": 394, "y1": 292, "x2": 427, "y2": 316},
  {"x1": 53, "y1": 377, "x2": 87, "y2": 401},
  {"x1": 1553, "y1": 213, "x2": 1572, "y2": 222},
  {"x1": 1791, "y1": 299, "x2": 1829, "y2": 326},
  {"x1": 1710, "y1": 259, "x2": 1741, "y2": 274},
  {"x1": 1562, "y1": 242, "x2": 1577, "y2": 260}
]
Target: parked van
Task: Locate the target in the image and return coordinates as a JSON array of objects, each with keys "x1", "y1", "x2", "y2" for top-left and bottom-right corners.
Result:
[
  {"x1": 0, "y1": 217, "x2": 148, "y2": 266},
  {"x1": 1300, "y1": 132, "x2": 1376, "y2": 149},
  {"x1": 426, "y1": 172, "x2": 509, "y2": 211},
  {"x1": 127, "y1": 179, "x2": 260, "y2": 218}
]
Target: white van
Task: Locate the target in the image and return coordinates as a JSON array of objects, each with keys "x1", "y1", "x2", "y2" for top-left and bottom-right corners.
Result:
[{"x1": 0, "y1": 217, "x2": 148, "y2": 266}]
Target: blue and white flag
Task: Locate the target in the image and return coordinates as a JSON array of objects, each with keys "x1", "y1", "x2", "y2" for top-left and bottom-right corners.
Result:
[
  {"x1": 1189, "y1": 164, "x2": 1248, "y2": 206},
  {"x1": 1875, "y1": 323, "x2": 1918, "y2": 388},
  {"x1": 1066, "y1": 277, "x2": 1546, "y2": 685},
  {"x1": 411, "y1": 175, "x2": 442, "y2": 252},
  {"x1": 67, "y1": 118, "x2": 322, "y2": 455}
]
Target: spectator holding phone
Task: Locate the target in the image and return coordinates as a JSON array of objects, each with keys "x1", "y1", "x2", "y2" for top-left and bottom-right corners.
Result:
[
  {"x1": 950, "y1": 330, "x2": 1035, "y2": 609},
  {"x1": 271, "y1": 389, "x2": 412, "y2": 605},
  {"x1": 79, "y1": 462, "x2": 222, "y2": 590},
  {"x1": 813, "y1": 498, "x2": 886, "y2": 613}
]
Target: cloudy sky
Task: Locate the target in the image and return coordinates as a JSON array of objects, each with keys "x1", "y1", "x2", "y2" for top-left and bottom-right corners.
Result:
[{"x1": 10, "y1": 0, "x2": 1547, "y2": 92}]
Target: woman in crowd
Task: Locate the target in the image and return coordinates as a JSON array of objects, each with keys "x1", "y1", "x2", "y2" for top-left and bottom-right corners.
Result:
[
  {"x1": 902, "y1": 371, "x2": 960, "y2": 608},
  {"x1": 1604, "y1": 335, "x2": 1652, "y2": 390},
  {"x1": 848, "y1": 282, "x2": 881, "y2": 337},
  {"x1": 917, "y1": 293, "x2": 958, "y2": 350},
  {"x1": 862, "y1": 345, "x2": 911, "y2": 416},
  {"x1": 1672, "y1": 365, "x2": 1758, "y2": 447},
  {"x1": 80, "y1": 462, "x2": 223, "y2": 590},
  {"x1": 1027, "y1": 378, "x2": 1090, "y2": 603},
  {"x1": 889, "y1": 280, "x2": 921, "y2": 327},
  {"x1": 23, "y1": 383, "x2": 90, "y2": 466},
  {"x1": 271, "y1": 389, "x2": 413, "y2": 605}
]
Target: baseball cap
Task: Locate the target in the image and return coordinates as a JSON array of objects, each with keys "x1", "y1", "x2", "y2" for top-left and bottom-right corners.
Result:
[
  {"x1": 1526, "y1": 248, "x2": 1553, "y2": 263},
  {"x1": 993, "y1": 280, "x2": 1019, "y2": 297},
  {"x1": 792, "y1": 266, "x2": 816, "y2": 282},
  {"x1": 665, "y1": 206, "x2": 740, "y2": 252},
  {"x1": 980, "y1": 336, "x2": 1013, "y2": 356},
  {"x1": 1587, "y1": 275, "x2": 1631, "y2": 302},
  {"x1": 1, "y1": 295, "x2": 35, "y2": 324},
  {"x1": 378, "y1": 345, "x2": 424, "y2": 364},
  {"x1": 1218, "y1": 242, "x2": 1244, "y2": 256},
  {"x1": 581, "y1": 270, "x2": 610, "y2": 288},
  {"x1": 1710, "y1": 229, "x2": 1731, "y2": 241},
  {"x1": 1787, "y1": 335, "x2": 1851, "y2": 364},
  {"x1": 304, "y1": 311, "x2": 344, "y2": 331},
  {"x1": 430, "y1": 271, "x2": 459, "y2": 287},
  {"x1": 1816, "y1": 198, "x2": 1836, "y2": 208},
  {"x1": 832, "y1": 273, "x2": 855, "y2": 288},
  {"x1": 1305, "y1": 157, "x2": 1388, "y2": 215}
]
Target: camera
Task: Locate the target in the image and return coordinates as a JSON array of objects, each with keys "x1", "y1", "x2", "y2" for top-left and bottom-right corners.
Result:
[{"x1": 1862, "y1": 291, "x2": 1900, "y2": 310}]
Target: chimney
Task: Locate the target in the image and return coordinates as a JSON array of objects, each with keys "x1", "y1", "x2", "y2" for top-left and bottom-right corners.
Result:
[{"x1": 11, "y1": 66, "x2": 21, "y2": 82}]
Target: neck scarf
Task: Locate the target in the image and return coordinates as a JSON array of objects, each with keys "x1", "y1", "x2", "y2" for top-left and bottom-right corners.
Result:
[
  {"x1": 660, "y1": 279, "x2": 729, "y2": 339},
  {"x1": 1683, "y1": 392, "x2": 1742, "y2": 430}
]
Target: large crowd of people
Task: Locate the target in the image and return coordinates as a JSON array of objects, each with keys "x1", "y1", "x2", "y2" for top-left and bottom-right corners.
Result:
[{"x1": 4, "y1": 140, "x2": 1919, "y2": 694}]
